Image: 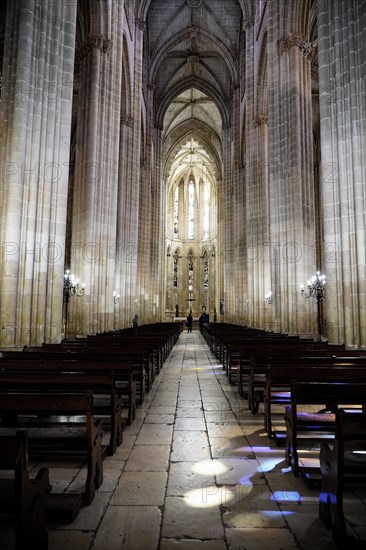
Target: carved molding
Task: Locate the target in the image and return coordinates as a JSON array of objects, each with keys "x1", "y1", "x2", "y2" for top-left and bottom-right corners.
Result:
[
  {"x1": 89, "y1": 35, "x2": 112, "y2": 53},
  {"x1": 279, "y1": 34, "x2": 317, "y2": 62},
  {"x1": 299, "y1": 40, "x2": 317, "y2": 63},
  {"x1": 279, "y1": 33, "x2": 304, "y2": 54},
  {"x1": 76, "y1": 35, "x2": 112, "y2": 63},
  {"x1": 187, "y1": 55, "x2": 200, "y2": 64},
  {"x1": 136, "y1": 19, "x2": 145, "y2": 31},
  {"x1": 121, "y1": 115, "x2": 134, "y2": 127},
  {"x1": 243, "y1": 16, "x2": 255, "y2": 30},
  {"x1": 255, "y1": 114, "x2": 268, "y2": 127}
]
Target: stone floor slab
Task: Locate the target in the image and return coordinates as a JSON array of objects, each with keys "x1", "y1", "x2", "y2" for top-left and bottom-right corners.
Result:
[
  {"x1": 92, "y1": 505, "x2": 161, "y2": 550},
  {"x1": 174, "y1": 417, "x2": 207, "y2": 431},
  {"x1": 171, "y1": 431, "x2": 211, "y2": 461},
  {"x1": 125, "y1": 444, "x2": 170, "y2": 471},
  {"x1": 162, "y1": 496, "x2": 225, "y2": 540},
  {"x1": 135, "y1": 424, "x2": 174, "y2": 445},
  {"x1": 167, "y1": 460, "x2": 215, "y2": 496},
  {"x1": 111, "y1": 471, "x2": 167, "y2": 506}
]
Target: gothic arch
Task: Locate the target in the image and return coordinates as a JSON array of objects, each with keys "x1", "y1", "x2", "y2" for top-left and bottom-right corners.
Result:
[{"x1": 164, "y1": 129, "x2": 222, "y2": 184}]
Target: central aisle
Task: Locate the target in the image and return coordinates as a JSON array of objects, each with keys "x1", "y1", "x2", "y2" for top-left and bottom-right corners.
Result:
[{"x1": 49, "y1": 331, "x2": 337, "y2": 550}]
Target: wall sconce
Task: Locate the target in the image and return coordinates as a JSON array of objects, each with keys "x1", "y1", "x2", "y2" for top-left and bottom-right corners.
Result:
[
  {"x1": 63, "y1": 269, "x2": 85, "y2": 340},
  {"x1": 265, "y1": 292, "x2": 272, "y2": 304},
  {"x1": 63, "y1": 270, "x2": 85, "y2": 302},
  {"x1": 113, "y1": 291, "x2": 120, "y2": 304},
  {"x1": 301, "y1": 271, "x2": 326, "y2": 341}
]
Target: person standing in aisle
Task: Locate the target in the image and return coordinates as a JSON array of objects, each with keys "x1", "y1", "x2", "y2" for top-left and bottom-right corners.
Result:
[{"x1": 186, "y1": 312, "x2": 193, "y2": 333}]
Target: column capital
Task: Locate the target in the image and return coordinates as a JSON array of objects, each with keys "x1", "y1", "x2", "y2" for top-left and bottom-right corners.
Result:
[
  {"x1": 77, "y1": 35, "x2": 112, "y2": 62},
  {"x1": 88, "y1": 34, "x2": 112, "y2": 53},
  {"x1": 279, "y1": 33, "x2": 305, "y2": 55}
]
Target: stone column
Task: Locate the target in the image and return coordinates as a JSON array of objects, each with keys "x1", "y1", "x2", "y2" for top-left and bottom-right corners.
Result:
[
  {"x1": 115, "y1": 18, "x2": 144, "y2": 329},
  {"x1": 267, "y1": 0, "x2": 317, "y2": 337},
  {"x1": 318, "y1": 0, "x2": 366, "y2": 347},
  {"x1": 0, "y1": 0, "x2": 77, "y2": 347},
  {"x1": 221, "y1": 126, "x2": 234, "y2": 323},
  {"x1": 70, "y1": 2, "x2": 124, "y2": 337},
  {"x1": 242, "y1": 18, "x2": 262, "y2": 329}
]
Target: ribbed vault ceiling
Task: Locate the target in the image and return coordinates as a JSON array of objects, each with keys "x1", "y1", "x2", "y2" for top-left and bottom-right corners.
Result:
[{"x1": 145, "y1": 0, "x2": 243, "y2": 185}]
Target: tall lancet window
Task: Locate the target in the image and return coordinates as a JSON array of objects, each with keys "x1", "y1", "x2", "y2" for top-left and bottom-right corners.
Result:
[
  {"x1": 188, "y1": 179, "x2": 195, "y2": 239},
  {"x1": 173, "y1": 186, "x2": 179, "y2": 238},
  {"x1": 202, "y1": 250, "x2": 209, "y2": 289},
  {"x1": 203, "y1": 183, "x2": 210, "y2": 240},
  {"x1": 173, "y1": 250, "x2": 180, "y2": 288}
]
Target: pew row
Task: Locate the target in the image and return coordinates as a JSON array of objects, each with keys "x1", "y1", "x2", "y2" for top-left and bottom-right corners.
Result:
[
  {"x1": 0, "y1": 371, "x2": 123, "y2": 456},
  {"x1": 0, "y1": 353, "x2": 137, "y2": 426},
  {"x1": 0, "y1": 391, "x2": 103, "y2": 505}
]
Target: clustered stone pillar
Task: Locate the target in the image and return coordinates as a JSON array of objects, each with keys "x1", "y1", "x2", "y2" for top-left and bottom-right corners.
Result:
[
  {"x1": 0, "y1": 0, "x2": 77, "y2": 347},
  {"x1": 318, "y1": 0, "x2": 366, "y2": 347},
  {"x1": 136, "y1": 82, "x2": 155, "y2": 325},
  {"x1": 114, "y1": 18, "x2": 144, "y2": 330},
  {"x1": 243, "y1": 18, "x2": 266, "y2": 330},
  {"x1": 267, "y1": 0, "x2": 317, "y2": 337},
  {"x1": 69, "y1": 1, "x2": 124, "y2": 337}
]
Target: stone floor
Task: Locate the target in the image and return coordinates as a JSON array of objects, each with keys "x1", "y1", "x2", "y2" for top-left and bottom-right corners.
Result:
[{"x1": 15, "y1": 332, "x2": 366, "y2": 548}]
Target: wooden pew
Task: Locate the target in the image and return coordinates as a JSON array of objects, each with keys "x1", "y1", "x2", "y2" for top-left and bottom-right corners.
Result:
[
  {"x1": 83, "y1": 343, "x2": 151, "y2": 401},
  {"x1": 0, "y1": 371, "x2": 123, "y2": 456},
  {"x1": 29, "y1": 343, "x2": 149, "y2": 406},
  {"x1": 0, "y1": 353, "x2": 137, "y2": 426},
  {"x1": 227, "y1": 337, "x2": 330, "y2": 385},
  {"x1": 248, "y1": 352, "x2": 366, "y2": 412},
  {"x1": 0, "y1": 391, "x2": 103, "y2": 505},
  {"x1": 284, "y1": 381, "x2": 366, "y2": 479},
  {"x1": 264, "y1": 364, "x2": 366, "y2": 439},
  {"x1": 319, "y1": 410, "x2": 366, "y2": 544},
  {"x1": 0, "y1": 430, "x2": 50, "y2": 550},
  {"x1": 88, "y1": 333, "x2": 165, "y2": 375}
]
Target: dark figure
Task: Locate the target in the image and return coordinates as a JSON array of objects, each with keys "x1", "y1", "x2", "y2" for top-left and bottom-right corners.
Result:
[
  {"x1": 132, "y1": 314, "x2": 138, "y2": 333},
  {"x1": 187, "y1": 313, "x2": 193, "y2": 333},
  {"x1": 175, "y1": 304, "x2": 179, "y2": 317},
  {"x1": 199, "y1": 314, "x2": 204, "y2": 326}
]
